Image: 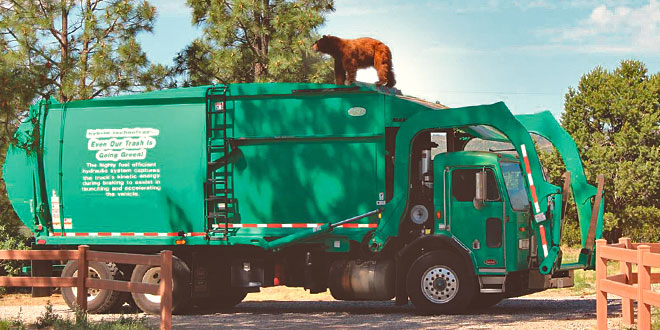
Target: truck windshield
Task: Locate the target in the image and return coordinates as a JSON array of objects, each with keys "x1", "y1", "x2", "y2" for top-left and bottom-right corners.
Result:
[{"x1": 500, "y1": 162, "x2": 530, "y2": 211}]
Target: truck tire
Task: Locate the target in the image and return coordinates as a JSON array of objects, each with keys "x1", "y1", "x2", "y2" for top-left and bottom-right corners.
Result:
[
  {"x1": 130, "y1": 255, "x2": 191, "y2": 314},
  {"x1": 470, "y1": 293, "x2": 504, "y2": 309},
  {"x1": 115, "y1": 264, "x2": 138, "y2": 312},
  {"x1": 195, "y1": 289, "x2": 247, "y2": 311},
  {"x1": 61, "y1": 260, "x2": 124, "y2": 314},
  {"x1": 214, "y1": 289, "x2": 247, "y2": 309},
  {"x1": 406, "y1": 251, "x2": 476, "y2": 314}
]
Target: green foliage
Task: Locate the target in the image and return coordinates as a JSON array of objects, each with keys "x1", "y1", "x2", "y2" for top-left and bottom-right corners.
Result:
[
  {"x1": 36, "y1": 301, "x2": 63, "y2": 328},
  {"x1": 0, "y1": 0, "x2": 177, "y2": 236},
  {"x1": 31, "y1": 301, "x2": 152, "y2": 329},
  {"x1": 0, "y1": 318, "x2": 26, "y2": 330},
  {"x1": 561, "y1": 59, "x2": 660, "y2": 242},
  {"x1": 537, "y1": 147, "x2": 583, "y2": 246},
  {"x1": 0, "y1": 223, "x2": 28, "y2": 277},
  {"x1": 176, "y1": 0, "x2": 335, "y2": 85},
  {"x1": 0, "y1": 50, "x2": 44, "y2": 233},
  {"x1": 0, "y1": 0, "x2": 174, "y2": 103}
]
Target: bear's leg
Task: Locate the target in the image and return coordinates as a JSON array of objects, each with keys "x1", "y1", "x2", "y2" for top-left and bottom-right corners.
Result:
[
  {"x1": 374, "y1": 49, "x2": 391, "y2": 87},
  {"x1": 343, "y1": 59, "x2": 358, "y2": 85},
  {"x1": 334, "y1": 58, "x2": 346, "y2": 85}
]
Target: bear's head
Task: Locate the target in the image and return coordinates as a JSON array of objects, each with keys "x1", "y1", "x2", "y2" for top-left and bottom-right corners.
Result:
[{"x1": 312, "y1": 35, "x2": 339, "y2": 54}]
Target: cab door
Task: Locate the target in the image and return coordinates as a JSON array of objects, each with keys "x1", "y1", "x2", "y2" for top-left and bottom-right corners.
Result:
[{"x1": 448, "y1": 167, "x2": 505, "y2": 270}]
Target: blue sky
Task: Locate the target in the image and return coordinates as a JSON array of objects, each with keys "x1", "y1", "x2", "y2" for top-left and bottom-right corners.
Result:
[{"x1": 140, "y1": 0, "x2": 660, "y2": 117}]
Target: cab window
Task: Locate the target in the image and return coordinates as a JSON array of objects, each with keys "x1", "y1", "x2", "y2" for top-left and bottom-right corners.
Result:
[
  {"x1": 451, "y1": 168, "x2": 500, "y2": 202},
  {"x1": 500, "y1": 162, "x2": 531, "y2": 211}
]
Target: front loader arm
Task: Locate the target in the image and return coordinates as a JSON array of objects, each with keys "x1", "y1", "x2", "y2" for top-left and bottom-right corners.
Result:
[
  {"x1": 516, "y1": 111, "x2": 604, "y2": 269},
  {"x1": 371, "y1": 101, "x2": 559, "y2": 274}
]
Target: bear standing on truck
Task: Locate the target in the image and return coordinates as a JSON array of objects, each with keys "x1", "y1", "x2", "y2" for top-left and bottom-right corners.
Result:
[{"x1": 312, "y1": 35, "x2": 396, "y2": 88}]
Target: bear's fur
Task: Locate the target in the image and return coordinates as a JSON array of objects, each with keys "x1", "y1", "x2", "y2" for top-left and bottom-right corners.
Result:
[{"x1": 313, "y1": 35, "x2": 396, "y2": 88}]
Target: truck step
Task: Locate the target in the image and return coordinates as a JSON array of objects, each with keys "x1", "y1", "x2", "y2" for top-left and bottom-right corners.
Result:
[
  {"x1": 479, "y1": 275, "x2": 506, "y2": 294},
  {"x1": 205, "y1": 196, "x2": 234, "y2": 203},
  {"x1": 207, "y1": 146, "x2": 227, "y2": 153},
  {"x1": 209, "y1": 125, "x2": 233, "y2": 131},
  {"x1": 206, "y1": 212, "x2": 229, "y2": 219},
  {"x1": 208, "y1": 235, "x2": 229, "y2": 241}
]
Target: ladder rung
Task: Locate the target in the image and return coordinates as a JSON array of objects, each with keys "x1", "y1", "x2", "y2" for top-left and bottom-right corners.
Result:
[
  {"x1": 206, "y1": 213, "x2": 228, "y2": 219},
  {"x1": 207, "y1": 179, "x2": 226, "y2": 184},
  {"x1": 205, "y1": 196, "x2": 234, "y2": 202},
  {"x1": 207, "y1": 110, "x2": 226, "y2": 114}
]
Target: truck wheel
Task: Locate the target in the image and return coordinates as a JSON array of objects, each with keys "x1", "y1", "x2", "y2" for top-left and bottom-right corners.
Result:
[
  {"x1": 111, "y1": 264, "x2": 136, "y2": 312},
  {"x1": 195, "y1": 289, "x2": 247, "y2": 311},
  {"x1": 61, "y1": 261, "x2": 124, "y2": 314},
  {"x1": 130, "y1": 255, "x2": 191, "y2": 314},
  {"x1": 470, "y1": 293, "x2": 504, "y2": 309},
  {"x1": 215, "y1": 289, "x2": 247, "y2": 308},
  {"x1": 406, "y1": 251, "x2": 476, "y2": 314}
]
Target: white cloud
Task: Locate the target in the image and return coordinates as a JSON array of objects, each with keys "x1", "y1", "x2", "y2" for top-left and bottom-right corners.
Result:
[
  {"x1": 0, "y1": 1, "x2": 13, "y2": 10},
  {"x1": 542, "y1": 0, "x2": 660, "y2": 54},
  {"x1": 332, "y1": 0, "x2": 419, "y2": 17}
]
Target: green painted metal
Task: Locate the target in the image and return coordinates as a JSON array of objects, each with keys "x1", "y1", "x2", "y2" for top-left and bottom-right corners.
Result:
[
  {"x1": 516, "y1": 111, "x2": 604, "y2": 269},
  {"x1": 433, "y1": 152, "x2": 508, "y2": 272},
  {"x1": 370, "y1": 102, "x2": 559, "y2": 273},
  {"x1": 3, "y1": 83, "x2": 395, "y2": 247}
]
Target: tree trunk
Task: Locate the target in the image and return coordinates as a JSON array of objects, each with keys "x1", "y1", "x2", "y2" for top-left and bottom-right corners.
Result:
[
  {"x1": 253, "y1": 0, "x2": 270, "y2": 81},
  {"x1": 79, "y1": 0, "x2": 92, "y2": 99},
  {"x1": 59, "y1": 1, "x2": 69, "y2": 102}
]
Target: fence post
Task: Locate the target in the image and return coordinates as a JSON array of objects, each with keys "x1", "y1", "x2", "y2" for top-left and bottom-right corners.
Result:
[
  {"x1": 159, "y1": 250, "x2": 172, "y2": 330},
  {"x1": 619, "y1": 237, "x2": 633, "y2": 327},
  {"x1": 596, "y1": 239, "x2": 608, "y2": 330},
  {"x1": 77, "y1": 245, "x2": 89, "y2": 312},
  {"x1": 638, "y1": 245, "x2": 651, "y2": 330}
]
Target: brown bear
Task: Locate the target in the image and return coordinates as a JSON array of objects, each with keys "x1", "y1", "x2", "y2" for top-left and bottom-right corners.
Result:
[{"x1": 313, "y1": 35, "x2": 396, "y2": 88}]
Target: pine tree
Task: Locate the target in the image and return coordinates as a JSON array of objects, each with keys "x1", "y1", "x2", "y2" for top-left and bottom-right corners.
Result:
[
  {"x1": 177, "y1": 0, "x2": 335, "y2": 85},
  {"x1": 554, "y1": 60, "x2": 660, "y2": 242},
  {"x1": 0, "y1": 0, "x2": 173, "y2": 103},
  {"x1": 0, "y1": 0, "x2": 172, "y2": 229}
]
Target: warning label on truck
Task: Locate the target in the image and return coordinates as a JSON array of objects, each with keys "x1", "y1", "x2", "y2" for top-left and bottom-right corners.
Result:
[{"x1": 82, "y1": 128, "x2": 162, "y2": 198}]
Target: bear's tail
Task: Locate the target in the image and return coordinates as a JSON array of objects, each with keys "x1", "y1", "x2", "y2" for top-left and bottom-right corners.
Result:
[{"x1": 386, "y1": 69, "x2": 396, "y2": 88}]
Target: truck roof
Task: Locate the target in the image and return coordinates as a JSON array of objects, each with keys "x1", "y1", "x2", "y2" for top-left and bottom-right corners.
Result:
[{"x1": 51, "y1": 82, "x2": 399, "y2": 108}]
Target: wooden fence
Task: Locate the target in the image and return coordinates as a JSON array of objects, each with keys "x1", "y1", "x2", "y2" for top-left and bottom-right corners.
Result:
[
  {"x1": 0, "y1": 246, "x2": 172, "y2": 330},
  {"x1": 596, "y1": 238, "x2": 660, "y2": 330}
]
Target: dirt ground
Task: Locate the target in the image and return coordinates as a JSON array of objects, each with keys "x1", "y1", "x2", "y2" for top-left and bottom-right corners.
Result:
[{"x1": 0, "y1": 287, "x2": 625, "y2": 329}]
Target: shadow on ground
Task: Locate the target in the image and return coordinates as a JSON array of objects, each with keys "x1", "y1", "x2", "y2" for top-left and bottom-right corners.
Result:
[{"x1": 174, "y1": 297, "x2": 622, "y2": 329}]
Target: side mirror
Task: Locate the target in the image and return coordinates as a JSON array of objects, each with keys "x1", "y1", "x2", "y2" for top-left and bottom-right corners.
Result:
[{"x1": 474, "y1": 170, "x2": 486, "y2": 210}]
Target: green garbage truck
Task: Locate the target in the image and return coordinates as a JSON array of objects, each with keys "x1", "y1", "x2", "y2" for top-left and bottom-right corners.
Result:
[{"x1": 3, "y1": 82, "x2": 604, "y2": 314}]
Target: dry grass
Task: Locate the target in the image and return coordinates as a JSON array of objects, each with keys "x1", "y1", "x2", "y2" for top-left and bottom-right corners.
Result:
[{"x1": 245, "y1": 286, "x2": 334, "y2": 301}]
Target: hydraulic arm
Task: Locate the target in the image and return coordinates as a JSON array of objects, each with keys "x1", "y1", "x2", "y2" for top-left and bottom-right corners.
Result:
[
  {"x1": 370, "y1": 102, "x2": 561, "y2": 274},
  {"x1": 517, "y1": 112, "x2": 604, "y2": 269}
]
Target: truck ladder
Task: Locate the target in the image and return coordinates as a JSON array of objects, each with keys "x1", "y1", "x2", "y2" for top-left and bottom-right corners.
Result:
[{"x1": 205, "y1": 85, "x2": 237, "y2": 240}]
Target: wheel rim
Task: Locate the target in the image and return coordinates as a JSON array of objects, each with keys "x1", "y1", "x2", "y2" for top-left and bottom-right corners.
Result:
[
  {"x1": 71, "y1": 267, "x2": 102, "y2": 302},
  {"x1": 142, "y1": 267, "x2": 162, "y2": 304},
  {"x1": 421, "y1": 265, "x2": 459, "y2": 304}
]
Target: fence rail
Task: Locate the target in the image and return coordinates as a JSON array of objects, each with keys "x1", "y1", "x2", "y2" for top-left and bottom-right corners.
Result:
[
  {"x1": 596, "y1": 238, "x2": 660, "y2": 330},
  {"x1": 0, "y1": 246, "x2": 172, "y2": 330}
]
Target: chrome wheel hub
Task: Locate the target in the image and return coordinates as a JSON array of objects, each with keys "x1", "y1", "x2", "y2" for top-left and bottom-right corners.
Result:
[{"x1": 421, "y1": 265, "x2": 459, "y2": 304}]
